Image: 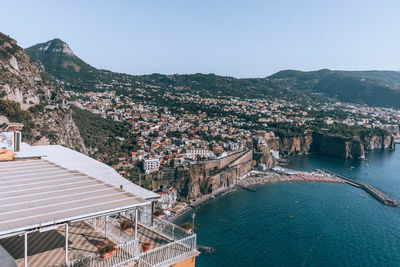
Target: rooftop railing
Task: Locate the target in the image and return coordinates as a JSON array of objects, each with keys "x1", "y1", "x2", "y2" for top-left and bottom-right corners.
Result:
[
  {"x1": 149, "y1": 215, "x2": 193, "y2": 241},
  {"x1": 138, "y1": 234, "x2": 197, "y2": 267}
]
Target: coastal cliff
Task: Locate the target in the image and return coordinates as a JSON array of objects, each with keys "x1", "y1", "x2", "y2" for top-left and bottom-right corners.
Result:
[
  {"x1": 267, "y1": 135, "x2": 313, "y2": 156},
  {"x1": 161, "y1": 134, "x2": 395, "y2": 199},
  {"x1": 267, "y1": 133, "x2": 394, "y2": 159},
  {"x1": 363, "y1": 135, "x2": 395, "y2": 150},
  {"x1": 311, "y1": 133, "x2": 365, "y2": 159},
  {"x1": 184, "y1": 150, "x2": 255, "y2": 199},
  {"x1": 143, "y1": 150, "x2": 255, "y2": 200}
]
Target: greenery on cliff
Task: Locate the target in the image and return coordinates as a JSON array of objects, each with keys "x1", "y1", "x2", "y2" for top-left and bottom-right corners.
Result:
[
  {"x1": 70, "y1": 106, "x2": 140, "y2": 162},
  {"x1": 0, "y1": 33, "x2": 20, "y2": 60},
  {"x1": 71, "y1": 106, "x2": 126, "y2": 154},
  {"x1": 0, "y1": 99, "x2": 34, "y2": 139}
]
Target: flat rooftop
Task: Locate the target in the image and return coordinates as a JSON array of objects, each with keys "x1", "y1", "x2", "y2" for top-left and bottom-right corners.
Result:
[
  {"x1": 0, "y1": 159, "x2": 149, "y2": 237},
  {"x1": 16, "y1": 143, "x2": 159, "y2": 201}
]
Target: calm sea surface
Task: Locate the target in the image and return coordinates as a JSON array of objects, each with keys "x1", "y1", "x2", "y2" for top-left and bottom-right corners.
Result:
[{"x1": 176, "y1": 147, "x2": 400, "y2": 266}]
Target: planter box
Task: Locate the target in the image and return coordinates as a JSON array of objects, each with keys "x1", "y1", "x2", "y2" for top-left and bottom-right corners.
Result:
[
  {"x1": 142, "y1": 243, "x2": 151, "y2": 252},
  {"x1": 100, "y1": 248, "x2": 116, "y2": 260}
]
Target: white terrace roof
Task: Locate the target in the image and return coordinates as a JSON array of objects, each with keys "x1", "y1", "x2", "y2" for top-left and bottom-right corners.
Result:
[
  {"x1": 17, "y1": 143, "x2": 159, "y2": 200},
  {"x1": 0, "y1": 159, "x2": 150, "y2": 237}
]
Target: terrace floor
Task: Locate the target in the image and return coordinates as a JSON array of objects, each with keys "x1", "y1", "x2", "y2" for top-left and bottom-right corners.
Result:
[{"x1": 0, "y1": 221, "x2": 171, "y2": 267}]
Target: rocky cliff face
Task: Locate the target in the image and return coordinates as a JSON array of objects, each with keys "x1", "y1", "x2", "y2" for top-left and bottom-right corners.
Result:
[
  {"x1": 159, "y1": 150, "x2": 255, "y2": 200},
  {"x1": 282, "y1": 135, "x2": 313, "y2": 155},
  {"x1": 30, "y1": 109, "x2": 88, "y2": 153},
  {"x1": 269, "y1": 132, "x2": 394, "y2": 159},
  {"x1": 254, "y1": 146, "x2": 276, "y2": 168},
  {"x1": 363, "y1": 135, "x2": 395, "y2": 150},
  {"x1": 0, "y1": 32, "x2": 87, "y2": 153},
  {"x1": 0, "y1": 34, "x2": 46, "y2": 110},
  {"x1": 311, "y1": 133, "x2": 365, "y2": 159},
  {"x1": 267, "y1": 135, "x2": 313, "y2": 156}
]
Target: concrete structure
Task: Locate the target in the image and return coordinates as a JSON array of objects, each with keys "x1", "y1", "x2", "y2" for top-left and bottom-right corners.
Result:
[{"x1": 143, "y1": 158, "x2": 160, "y2": 174}]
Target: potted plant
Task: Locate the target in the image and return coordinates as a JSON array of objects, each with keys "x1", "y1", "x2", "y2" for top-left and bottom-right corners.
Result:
[
  {"x1": 142, "y1": 242, "x2": 151, "y2": 252},
  {"x1": 120, "y1": 220, "x2": 135, "y2": 233},
  {"x1": 100, "y1": 244, "x2": 116, "y2": 260},
  {"x1": 179, "y1": 221, "x2": 193, "y2": 233},
  {"x1": 153, "y1": 209, "x2": 164, "y2": 218}
]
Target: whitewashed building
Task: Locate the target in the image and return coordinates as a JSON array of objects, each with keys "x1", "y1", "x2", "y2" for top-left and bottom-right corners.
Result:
[{"x1": 143, "y1": 158, "x2": 160, "y2": 173}]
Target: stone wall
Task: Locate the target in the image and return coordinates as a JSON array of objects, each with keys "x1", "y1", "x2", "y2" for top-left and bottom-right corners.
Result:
[{"x1": 184, "y1": 150, "x2": 255, "y2": 199}]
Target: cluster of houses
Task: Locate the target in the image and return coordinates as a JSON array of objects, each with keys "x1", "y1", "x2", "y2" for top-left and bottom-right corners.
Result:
[{"x1": 65, "y1": 89, "x2": 400, "y2": 179}]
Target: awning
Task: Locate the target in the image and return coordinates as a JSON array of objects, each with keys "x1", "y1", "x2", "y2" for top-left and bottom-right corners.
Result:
[{"x1": 0, "y1": 159, "x2": 149, "y2": 238}]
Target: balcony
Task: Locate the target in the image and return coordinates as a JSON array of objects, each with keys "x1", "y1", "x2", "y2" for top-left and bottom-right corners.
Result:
[
  {"x1": 68, "y1": 211, "x2": 198, "y2": 267},
  {"x1": 0, "y1": 210, "x2": 197, "y2": 267}
]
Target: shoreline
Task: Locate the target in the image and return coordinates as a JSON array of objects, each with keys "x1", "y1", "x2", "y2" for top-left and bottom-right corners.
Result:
[
  {"x1": 171, "y1": 166, "x2": 344, "y2": 223},
  {"x1": 171, "y1": 186, "x2": 236, "y2": 223}
]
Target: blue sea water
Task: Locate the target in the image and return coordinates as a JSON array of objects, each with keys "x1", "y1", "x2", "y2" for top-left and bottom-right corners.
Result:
[{"x1": 176, "y1": 148, "x2": 400, "y2": 266}]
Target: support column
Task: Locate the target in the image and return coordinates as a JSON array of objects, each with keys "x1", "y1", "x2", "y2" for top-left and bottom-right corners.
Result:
[
  {"x1": 151, "y1": 201, "x2": 155, "y2": 226},
  {"x1": 24, "y1": 232, "x2": 28, "y2": 267},
  {"x1": 105, "y1": 216, "x2": 107, "y2": 239},
  {"x1": 65, "y1": 224, "x2": 69, "y2": 265},
  {"x1": 130, "y1": 213, "x2": 133, "y2": 235},
  {"x1": 134, "y1": 209, "x2": 138, "y2": 241}
]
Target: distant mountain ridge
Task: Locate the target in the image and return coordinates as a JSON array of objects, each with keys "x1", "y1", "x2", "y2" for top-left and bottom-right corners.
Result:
[
  {"x1": 25, "y1": 38, "x2": 400, "y2": 109},
  {"x1": 269, "y1": 69, "x2": 400, "y2": 108},
  {"x1": 269, "y1": 69, "x2": 400, "y2": 88}
]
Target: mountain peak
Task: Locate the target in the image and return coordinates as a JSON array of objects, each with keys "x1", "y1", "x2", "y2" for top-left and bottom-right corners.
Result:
[
  {"x1": 33, "y1": 38, "x2": 74, "y2": 56},
  {"x1": 25, "y1": 38, "x2": 97, "y2": 82}
]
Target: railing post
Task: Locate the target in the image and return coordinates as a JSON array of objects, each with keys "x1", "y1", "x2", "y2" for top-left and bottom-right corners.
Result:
[
  {"x1": 65, "y1": 223, "x2": 69, "y2": 265},
  {"x1": 134, "y1": 238, "x2": 140, "y2": 259}
]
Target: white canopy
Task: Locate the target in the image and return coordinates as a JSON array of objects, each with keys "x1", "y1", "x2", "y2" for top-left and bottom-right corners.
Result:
[{"x1": 0, "y1": 159, "x2": 149, "y2": 237}]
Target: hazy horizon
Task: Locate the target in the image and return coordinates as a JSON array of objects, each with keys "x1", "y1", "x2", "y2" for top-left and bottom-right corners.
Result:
[{"x1": 3, "y1": 0, "x2": 400, "y2": 78}]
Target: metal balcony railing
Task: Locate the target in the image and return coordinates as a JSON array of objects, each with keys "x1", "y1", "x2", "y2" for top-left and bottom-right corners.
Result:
[
  {"x1": 138, "y1": 235, "x2": 197, "y2": 267},
  {"x1": 68, "y1": 212, "x2": 197, "y2": 267}
]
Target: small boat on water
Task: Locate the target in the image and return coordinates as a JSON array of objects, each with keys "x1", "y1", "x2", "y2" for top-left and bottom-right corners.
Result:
[{"x1": 198, "y1": 245, "x2": 215, "y2": 254}]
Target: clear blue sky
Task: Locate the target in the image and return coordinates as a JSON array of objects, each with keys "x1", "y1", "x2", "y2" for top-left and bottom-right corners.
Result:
[{"x1": 2, "y1": 0, "x2": 400, "y2": 77}]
